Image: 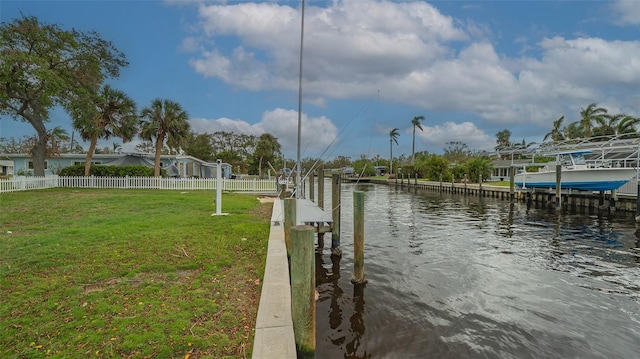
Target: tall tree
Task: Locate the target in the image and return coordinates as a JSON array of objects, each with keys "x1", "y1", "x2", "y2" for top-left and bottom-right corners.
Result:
[
  {"x1": 579, "y1": 103, "x2": 608, "y2": 138},
  {"x1": 253, "y1": 133, "x2": 281, "y2": 178},
  {"x1": 45, "y1": 126, "x2": 70, "y2": 157},
  {"x1": 563, "y1": 121, "x2": 582, "y2": 140},
  {"x1": 0, "y1": 136, "x2": 32, "y2": 153},
  {"x1": 0, "y1": 16, "x2": 127, "y2": 175},
  {"x1": 543, "y1": 116, "x2": 565, "y2": 142},
  {"x1": 443, "y1": 141, "x2": 471, "y2": 163},
  {"x1": 495, "y1": 129, "x2": 512, "y2": 150},
  {"x1": 183, "y1": 132, "x2": 214, "y2": 161},
  {"x1": 615, "y1": 115, "x2": 640, "y2": 138},
  {"x1": 140, "y1": 99, "x2": 190, "y2": 177},
  {"x1": 411, "y1": 115, "x2": 425, "y2": 164},
  {"x1": 389, "y1": 128, "x2": 400, "y2": 174},
  {"x1": 72, "y1": 85, "x2": 138, "y2": 176}
]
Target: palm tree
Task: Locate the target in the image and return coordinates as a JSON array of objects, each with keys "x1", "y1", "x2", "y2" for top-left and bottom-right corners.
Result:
[
  {"x1": 140, "y1": 99, "x2": 190, "y2": 177},
  {"x1": 73, "y1": 85, "x2": 138, "y2": 176},
  {"x1": 615, "y1": 115, "x2": 640, "y2": 138},
  {"x1": 579, "y1": 103, "x2": 608, "y2": 138},
  {"x1": 47, "y1": 126, "x2": 70, "y2": 156},
  {"x1": 389, "y1": 128, "x2": 400, "y2": 174},
  {"x1": 561, "y1": 121, "x2": 582, "y2": 141},
  {"x1": 543, "y1": 116, "x2": 565, "y2": 142},
  {"x1": 411, "y1": 116, "x2": 425, "y2": 164}
]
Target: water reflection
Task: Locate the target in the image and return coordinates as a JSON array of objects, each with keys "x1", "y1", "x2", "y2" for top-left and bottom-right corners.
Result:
[{"x1": 315, "y1": 183, "x2": 640, "y2": 358}]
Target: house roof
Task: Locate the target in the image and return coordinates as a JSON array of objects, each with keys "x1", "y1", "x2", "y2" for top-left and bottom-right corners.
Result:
[{"x1": 103, "y1": 154, "x2": 155, "y2": 167}]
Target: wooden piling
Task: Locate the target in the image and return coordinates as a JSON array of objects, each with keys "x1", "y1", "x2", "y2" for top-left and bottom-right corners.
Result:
[
  {"x1": 555, "y1": 164, "x2": 562, "y2": 209},
  {"x1": 509, "y1": 167, "x2": 515, "y2": 202},
  {"x1": 284, "y1": 198, "x2": 297, "y2": 257},
  {"x1": 309, "y1": 170, "x2": 315, "y2": 202},
  {"x1": 352, "y1": 191, "x2": 366, "y2": 284},
  {"x1": 290, "y1": 225, "x2": 316, "y2": 357},
  {"x1": 636, "y1": 180, "x2": 640, "y2": 221},
  {"x1": 331, "y1": 174, "x2": 341, "y2": 255},
  {"x1": 318, "y1": 168, "x2": 324, "y2": 210}
]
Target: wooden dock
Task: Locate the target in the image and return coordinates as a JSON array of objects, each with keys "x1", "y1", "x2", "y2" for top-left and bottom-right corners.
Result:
[{"x1": 272, "y1": 198, "x2": 333, "y2": 234}]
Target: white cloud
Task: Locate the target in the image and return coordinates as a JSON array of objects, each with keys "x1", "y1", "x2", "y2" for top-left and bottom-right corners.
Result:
[
  {"x1": 189, "y1": 108, "x2": 338, "y2": 158},
  {"x1": 418, "y1": 122, "x2": 495, "y2": 152},
  {"x1": 183, "y1": 0, "x2": 640, "y2": 133},
  {"x1": 610, "y1": 0, "x2": 640, "y2": 25}
]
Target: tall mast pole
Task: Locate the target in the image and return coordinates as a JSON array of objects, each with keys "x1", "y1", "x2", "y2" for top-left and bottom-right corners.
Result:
[{"x1": 296, "y1": 0, "x2": 305, "y2": 199}]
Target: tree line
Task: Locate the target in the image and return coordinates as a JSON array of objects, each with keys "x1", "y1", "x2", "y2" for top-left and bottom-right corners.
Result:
[{"x1": 0, "y1": 16, "x2": 285, "y2": 177}]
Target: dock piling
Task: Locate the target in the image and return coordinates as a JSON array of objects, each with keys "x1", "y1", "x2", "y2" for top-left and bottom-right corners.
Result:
[
  {"x1": 331, "y1": 174, "x2": 342, "y2": 256},
  {"x1": 556, "y1": 164, "x2": 562, "y2": 209},
  {"x1": 290, "y1": 225, "x2": 316, "y2": 357},
  {"x1": 509, "y1": 167, "x2": 515, "y2": 202},
  {"x1": 309, "y1": 170, "x2": 314, "y2": 202},
  {"x1": 318, "y1": 168, "x2": 324, "y2": 210},
  {"x1": 352, "y1": 191, "x2": 366, "y2": 284},
  {"x1": 284, "y1": 198, "x2": 297, "y2": 256}
]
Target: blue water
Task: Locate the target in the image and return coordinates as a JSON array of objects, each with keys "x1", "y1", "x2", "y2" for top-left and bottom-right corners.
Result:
[{"x1": 314, "y1": 182, "x2": 640, "y2": 358}]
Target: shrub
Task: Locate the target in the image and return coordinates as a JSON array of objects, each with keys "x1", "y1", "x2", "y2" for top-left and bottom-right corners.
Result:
[{"x1": 59, "y1": 165, "x2": 166, "y2": 177}]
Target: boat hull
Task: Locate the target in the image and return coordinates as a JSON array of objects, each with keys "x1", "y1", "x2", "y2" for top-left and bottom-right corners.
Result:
[{"x1": 514, "y1": 168, "x2": 636, "y2": 191}]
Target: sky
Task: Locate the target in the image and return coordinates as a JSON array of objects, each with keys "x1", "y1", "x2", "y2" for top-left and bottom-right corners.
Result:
[{"x1": 1, "y1": 0, "x2": 639, "y2": 161}]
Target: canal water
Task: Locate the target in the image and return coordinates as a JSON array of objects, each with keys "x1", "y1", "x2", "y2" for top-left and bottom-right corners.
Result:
[{"x1": 314, "y1": 182, "x2": 640, "y2": 358}]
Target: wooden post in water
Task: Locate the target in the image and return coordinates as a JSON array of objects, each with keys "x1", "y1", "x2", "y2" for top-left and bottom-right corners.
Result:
[
  {"x1": 284, "y1": 198, "x2": 297, "y2": 257},
  {"x1": 479, "y1": 174, "x2": 483, "y2": 197},
  {"x1": 610, "y1": 189, "x2": 617, "y2": 212},
  {"x1": 555, "y1": 164, "x2": 562, "y2": 209},
  {"x1": 331, "y1": 174, "x2": 342, "y2": 255},
  {"x1": 318, "y1": 168, "x2": 324, "y2": 210},
  {"x1": 309, "y1": 170, "x2": 315, "y2": 202},
  {"x1": 290, "y1": 225, "x2": 316, "y2": 357},
  {"x1": 451, "y1": 174, "x2": 455, "y2": 194},
  {"x1": 352, "y1": 191, "x2": 366, "y2": 284},
  {"x1": 599, "y1": 191, "x2": 605, "y2": 210},
  {"x1": 509, "y1": 167, "x2": 515, "y2": 202},
  {"x1": 636, "y1": 179, "x2": 640, "y2": 221}
]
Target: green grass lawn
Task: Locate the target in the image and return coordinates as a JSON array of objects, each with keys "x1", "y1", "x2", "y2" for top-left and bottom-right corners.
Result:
[{"x1": 0, "y1": 188, "x2": 271, "y2": 358}]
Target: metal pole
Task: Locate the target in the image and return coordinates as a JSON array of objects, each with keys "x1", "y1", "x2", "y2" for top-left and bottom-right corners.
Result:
[
  {"x1": 295, "y1": 0, "x2": 306, "y2": 199},
  {"x1": 216, "y1": 159, "x2": 222, "y2": 215}
]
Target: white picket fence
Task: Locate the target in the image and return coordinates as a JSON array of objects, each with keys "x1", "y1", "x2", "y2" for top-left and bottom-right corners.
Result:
[{"x1": 0, "y1": 176, "x2": 278, "y2": 193}]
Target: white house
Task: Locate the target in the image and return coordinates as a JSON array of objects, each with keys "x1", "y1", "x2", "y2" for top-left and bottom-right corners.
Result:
[{"x1": 0, "y1": 153, "x2": 233, "y2": 178}]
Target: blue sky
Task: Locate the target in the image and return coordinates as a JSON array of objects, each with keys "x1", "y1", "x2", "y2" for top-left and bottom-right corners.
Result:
[{"x1": 1, "y1": 0, "x2": 639, "y2": 161}]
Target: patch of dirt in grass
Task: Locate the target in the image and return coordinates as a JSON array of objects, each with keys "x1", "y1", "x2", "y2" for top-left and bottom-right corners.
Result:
[{"x1": 250, "y1": 202, "x2": 274, "y2": 222}]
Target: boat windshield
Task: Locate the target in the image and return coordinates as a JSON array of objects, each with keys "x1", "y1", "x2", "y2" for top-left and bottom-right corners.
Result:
[{"x1": 570, "y1": 153, "x2": 587, "y2": 165}]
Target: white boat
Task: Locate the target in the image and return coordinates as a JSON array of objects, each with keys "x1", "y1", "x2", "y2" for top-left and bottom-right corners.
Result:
[{"x1": 514, "y1": 152, "x2": 637, "y2": 191}]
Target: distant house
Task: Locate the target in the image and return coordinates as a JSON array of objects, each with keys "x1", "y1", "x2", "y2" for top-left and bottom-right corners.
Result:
[
  {"x1": 0, "y1": 153, "x2": 233, "y2": 179},
  {"x1": 490, "y1": 159, "x2": 532, "y2": 181},
  {"x1": 373, "y1": 165, "x2": 387, "y2": 176},
  {"x1": 0, "y1": 159, "x2": 14, "y2": 176}
]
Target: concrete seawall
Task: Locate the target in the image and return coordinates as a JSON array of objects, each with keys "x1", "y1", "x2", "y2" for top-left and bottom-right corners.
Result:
[
  {"x1": 374, "y1": 178, "x2": 639, "y2": 213},
  {"x1": 252, "y1": 200, "x2": 296, "y2": 358}
]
